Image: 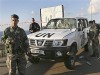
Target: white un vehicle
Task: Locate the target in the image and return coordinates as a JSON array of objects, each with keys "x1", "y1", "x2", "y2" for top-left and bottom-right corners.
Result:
[{"x1": 27, "y1": 17, "x2": 90, "y2": 69}]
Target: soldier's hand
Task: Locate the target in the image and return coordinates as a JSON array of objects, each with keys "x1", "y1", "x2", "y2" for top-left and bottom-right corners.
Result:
[
  {"x1": 10, "y1": 40, "x2": 15, "y2": 44},
  {"x1": 6, "y1": 38, "x2": 15, "y2": 45},
  {"x1": 6, "y1": 38, "x2": 10, "y2": 45}
]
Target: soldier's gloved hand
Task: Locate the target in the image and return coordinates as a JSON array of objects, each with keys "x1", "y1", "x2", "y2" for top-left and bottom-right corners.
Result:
[
  {"x1": 6, "y1": 38, "x2": 10, "y2": 45},
  {"x1": 6, "y1": 38, "x2": 15, "y2": 45}
]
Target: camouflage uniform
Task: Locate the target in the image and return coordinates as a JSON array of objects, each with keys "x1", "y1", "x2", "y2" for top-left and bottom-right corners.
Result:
[
  {"x1": 88, "y1": 24, "x2": 99, "y2": 57},
  {"x1": 2, "y1": 26, "x2": 29, "y2": 75}
]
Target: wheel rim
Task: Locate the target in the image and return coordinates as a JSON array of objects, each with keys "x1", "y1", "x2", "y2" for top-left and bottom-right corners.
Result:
[{"x1": 70, "y1": 57, "x2": 75, "y2": 66}]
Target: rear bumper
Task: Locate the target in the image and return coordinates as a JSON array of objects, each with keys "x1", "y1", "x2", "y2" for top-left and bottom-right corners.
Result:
[{"x1": 29, "y1": 46, "x2": 70, "y2": 59}]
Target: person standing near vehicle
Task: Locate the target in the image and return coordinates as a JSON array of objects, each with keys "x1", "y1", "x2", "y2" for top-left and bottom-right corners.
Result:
[
  {"x1": 93, "y1": 20, "x2": 100, "y2": 35},
  {"x1": 1, "y1": 14, "x2": 29, "y2": 75},
  {"x1": 29, "y1": 18, "x2": 40, "y2": 33},
  {"x1": 88, "y1": 21, "x2": 100, "y2": 58}
]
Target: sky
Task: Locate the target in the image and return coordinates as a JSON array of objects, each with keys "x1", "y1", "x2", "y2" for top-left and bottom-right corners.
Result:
[{"x1": 0, "y1": 0, "x2": 100, "y2": 31}]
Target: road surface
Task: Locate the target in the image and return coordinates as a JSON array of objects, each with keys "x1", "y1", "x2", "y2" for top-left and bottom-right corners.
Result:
[
  {"x1": 0, "y1": 35, "x2": 100, "y2": 75},
  {"x1": 0, "y1": 49, "x2": 100, "y2": 75}
]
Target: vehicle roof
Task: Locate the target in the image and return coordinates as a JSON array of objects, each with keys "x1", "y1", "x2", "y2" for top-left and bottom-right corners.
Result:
[{"x1": 51, "y1": 17, "x2": 87, "y2": 20}]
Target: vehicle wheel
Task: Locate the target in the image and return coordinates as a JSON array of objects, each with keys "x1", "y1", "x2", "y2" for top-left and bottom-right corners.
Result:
[
  {"x1": 28, "y1": 56, "x2": 40, "y2": 64},
  {"x1": 64, "y1": 46, "x2": 76, "y2": 70},
  {"x1": 84, "y1": 42, "x2": 89, "y2": 52}
]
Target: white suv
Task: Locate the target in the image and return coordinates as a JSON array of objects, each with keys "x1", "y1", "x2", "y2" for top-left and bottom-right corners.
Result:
[{"x1": 27, "y1": 17, "x2": 90, "y2": 69}]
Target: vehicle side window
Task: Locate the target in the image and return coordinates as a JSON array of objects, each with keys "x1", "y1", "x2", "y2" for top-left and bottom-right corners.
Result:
[
  {"x1": 85, "y1": 19, "x2": 88, "y2": 27},
  {"x1": 82, "y1": 19, "x2": 86, "y2": 28},
  {"x1": 78, "y1": 19, "x2": 87, "y2": 31},
  {"x1": 64, "y1": 19, "x2": 76, "y2": 29},
  {"x1": 78, "y1": 19, "x2": 83, "y2": 31}
]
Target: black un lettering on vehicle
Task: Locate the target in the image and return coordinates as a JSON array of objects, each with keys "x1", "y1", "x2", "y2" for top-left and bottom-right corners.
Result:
[{"x1": 35, "y1": 33, "x2": 55, "y2": 38}]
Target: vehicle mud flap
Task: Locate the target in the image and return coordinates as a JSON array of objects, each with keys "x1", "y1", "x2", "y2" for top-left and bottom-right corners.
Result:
[
  {"x1": 64, "y1": 53, "x2": 76, "y2": 70},
  {"x1": 28, "y1": 54, "x2": 40, "y2": 64}
]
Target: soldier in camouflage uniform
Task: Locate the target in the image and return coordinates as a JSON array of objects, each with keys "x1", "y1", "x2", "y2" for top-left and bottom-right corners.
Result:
[
  {"x1": 88, "y1": 21, "x2": 99, "y2": 58},
  {"x1": 1, "y1": 14, "x2": 29, "y2": 75}
]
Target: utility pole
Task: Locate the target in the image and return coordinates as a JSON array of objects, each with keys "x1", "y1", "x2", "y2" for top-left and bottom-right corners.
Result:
[{"x1": 90, "y1": 0, "x2": 92, "y2": 20}]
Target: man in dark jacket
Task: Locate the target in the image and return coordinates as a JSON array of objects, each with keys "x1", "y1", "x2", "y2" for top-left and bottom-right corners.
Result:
[
  {"x1": 93, "y1": 20, "x2": 100, "y2": 35},
  {"x1": 29, "y1": 18, "x2": 40, "y2": 33},
  {"x1": 88, "y1": 21, "x2": 100, "y2": 58}
]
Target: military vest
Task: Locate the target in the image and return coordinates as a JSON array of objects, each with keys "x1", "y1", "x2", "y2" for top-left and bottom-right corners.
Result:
[
  {"x1": 4, "y1": 26, "x2": 27, "y2": 54},
  {"x1": 89, "y1": 26, "x2": 98, "y2": 39}
]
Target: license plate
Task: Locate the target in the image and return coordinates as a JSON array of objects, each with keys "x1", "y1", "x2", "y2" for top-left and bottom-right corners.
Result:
[
  {"x1": 39, "y1": 50, "x2": 45, "y2": 55},
  {"x1": 31, "y1": 49, "x2": 44, "y2": 55},
  {"x1": 31, "y1": 49, "x2": 39, "y2": 53}
]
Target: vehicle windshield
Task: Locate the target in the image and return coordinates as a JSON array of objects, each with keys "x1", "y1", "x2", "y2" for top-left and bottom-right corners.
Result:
[{"x1": 45, "y1": 18, "x2": 76, "y2": 29}]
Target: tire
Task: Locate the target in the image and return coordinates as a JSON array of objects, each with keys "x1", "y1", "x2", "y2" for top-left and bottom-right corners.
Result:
[
  {"x1": 28, "y1": 56, "x2": 40, "y2": 64},
  {"x1": 84, "y1": 42, "x2": 89, "y2": 52},
  {"x1": 64, "y1": 46, "x2": 76, "y2": 70}
]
